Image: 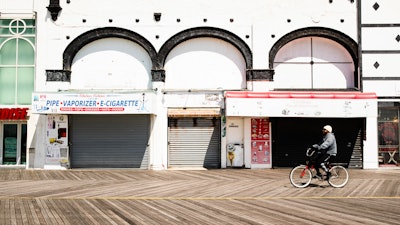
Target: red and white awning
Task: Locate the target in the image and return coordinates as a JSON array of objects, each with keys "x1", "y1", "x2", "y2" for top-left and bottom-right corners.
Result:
[{"x1": 225, "y1": 91, "x2": 377, "y2": 118}]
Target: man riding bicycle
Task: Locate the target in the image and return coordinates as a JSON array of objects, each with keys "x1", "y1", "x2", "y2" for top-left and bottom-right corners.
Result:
[{"x1": 312, "y1": 125, "x2": 337, "y2": 179}]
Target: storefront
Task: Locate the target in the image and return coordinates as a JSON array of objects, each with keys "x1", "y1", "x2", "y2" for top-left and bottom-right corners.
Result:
[
  {"x1": 164, "y1": 91, "x2": 223, "y2": 169},
  {"x1": 168, "y1": 110, "x2": 221, "y2": 168},
  {"x1": 378, "y1": 102, "x2": 400, "y2": 167},
  {"x1": 30, "y1": 92, "x2": 155, "y2": 169},
  {"x1": 224, "y1": 91, "x2": 378, "y2": 169},
  {"x1": 270, "y1": 117, "x2": 364, "y2": 168},
  {"x1": 0, "y1": 15, "x2": 35, "y2": 167},
  {"x1": 0, "y1": 108, "x2": 28, "y2": 166}
]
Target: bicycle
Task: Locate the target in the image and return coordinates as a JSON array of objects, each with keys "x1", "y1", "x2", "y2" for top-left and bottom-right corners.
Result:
[{"x1": 289, "y1": 147, "x2": 349, "y2": 188}]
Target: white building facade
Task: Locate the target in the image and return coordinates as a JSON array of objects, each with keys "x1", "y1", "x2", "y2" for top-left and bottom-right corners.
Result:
[{"x1": 0, "y1": 0, "x2": 398, "y2": 169}]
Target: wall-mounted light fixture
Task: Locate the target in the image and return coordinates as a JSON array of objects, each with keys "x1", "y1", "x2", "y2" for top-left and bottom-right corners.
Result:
[
  {"x1": 47, "y1": 0, "x2": 62, "y2": 21},
  {"x1": 154, "y1": 13, "x2": 161, "y2": 22}
]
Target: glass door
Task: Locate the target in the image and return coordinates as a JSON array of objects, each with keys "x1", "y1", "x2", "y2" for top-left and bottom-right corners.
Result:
[
  {"x1": 2, "y1": 123, "x2": 26, "y2": 165},
  {"x1": 21, "y1": 124, "x2": 27, "y2": 164},
  {"x1": 3, "y1": 124, "x2": 17, "y2": 164},
  {"x1": 378, "y1": 108, "x2": 399, "y2": 167}
]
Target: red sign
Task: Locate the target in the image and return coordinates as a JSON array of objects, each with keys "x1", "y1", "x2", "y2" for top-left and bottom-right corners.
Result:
[
  {"x1": 0, "y1": 108, "x2": 28, "y2": 120},
  {"x1": 251, "y1": 118, "x2": 271, "y2": 164}
]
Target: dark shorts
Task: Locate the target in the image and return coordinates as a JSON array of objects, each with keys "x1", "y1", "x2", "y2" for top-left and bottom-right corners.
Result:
[{"x1": 316, "y1": 153, "x2": 335, "y2": 166}]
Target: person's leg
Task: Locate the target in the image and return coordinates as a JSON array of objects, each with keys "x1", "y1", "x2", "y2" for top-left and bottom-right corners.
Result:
[
  {"x1": 314, "y1": 156, "x2": 323, "y2": 177},
  {"x1": 321, "y1": 155, "x2": 331, "y2": 179}
]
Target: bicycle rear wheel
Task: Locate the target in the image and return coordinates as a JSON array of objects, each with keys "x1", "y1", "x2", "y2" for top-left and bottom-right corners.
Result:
[
  {"x1": 289, "y1": 165, "x2": 312, "y2": 188},
  {"x1": 328, "y1": 165, "x2": 349, "y2": 188}
]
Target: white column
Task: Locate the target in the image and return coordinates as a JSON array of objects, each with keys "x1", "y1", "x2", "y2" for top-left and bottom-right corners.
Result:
[
  {"x1": 221, "y1": 116, "x2": 227, "y2": 168},
  {"x1": 244, "y1": 117, "x2": 252, "y2": 168},
  {"x1": 149, "y1": 82, "x2": 168, "y2": 170},
  {"x1": 363, "y1": 116, "x2": 379, "y2": 169},
  {"x1": 27, "y1": 114, "x2": 46, "y2": 169}
]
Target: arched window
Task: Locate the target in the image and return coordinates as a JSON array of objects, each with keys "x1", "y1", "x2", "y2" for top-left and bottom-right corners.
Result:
[
  {"x1": 0, "y1": 18, "x2": 35, "y2": 105},
  {"x1": 273, "y1": 37, "x2": 354, "y2": 90}
]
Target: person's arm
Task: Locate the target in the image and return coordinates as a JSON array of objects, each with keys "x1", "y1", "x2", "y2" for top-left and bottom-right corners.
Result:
[{"x1": 319, "y1": 135, "x2": 334, "y2": 150}]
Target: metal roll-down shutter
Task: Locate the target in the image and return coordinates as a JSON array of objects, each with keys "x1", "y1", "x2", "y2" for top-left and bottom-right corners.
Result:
[
  {"x1": 70, "y1": 114, "x2": 150, "y2": 168},
  {"x1": 168, "y1": 117, "x2": 221, "y2": 168}
]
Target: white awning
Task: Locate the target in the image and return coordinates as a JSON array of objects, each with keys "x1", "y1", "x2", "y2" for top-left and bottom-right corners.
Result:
[
  {"x1": 225, "y1": 91, "x2": 377, "y2": 118},
  {"x1": 168, "y1": 108, "x2": 221, "y2": 117}
]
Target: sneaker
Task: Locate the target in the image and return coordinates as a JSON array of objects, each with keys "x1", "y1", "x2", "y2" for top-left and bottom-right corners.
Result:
[{"x1": 326, "y1": 171, "x2": 331, "y2": 179}]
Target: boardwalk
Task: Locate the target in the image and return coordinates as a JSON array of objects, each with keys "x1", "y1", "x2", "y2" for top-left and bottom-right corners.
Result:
[{"x1": 0, "y1": 168, "x2": 399, "y2": 224}]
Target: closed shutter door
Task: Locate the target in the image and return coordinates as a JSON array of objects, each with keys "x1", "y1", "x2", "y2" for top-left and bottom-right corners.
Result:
[
  {"x1": 70, "y1": 114, "x2": 149, "y2": 169},
  {"x1": 168, "y1": 118, "x2": 221, "y2": 168}
]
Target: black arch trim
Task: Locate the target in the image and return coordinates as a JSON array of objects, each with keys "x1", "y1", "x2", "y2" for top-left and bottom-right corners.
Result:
[
  {"x1": 269, "y1": 27, "x2": 358, "y2": 69},
  {"x1": 269, "y1": 27, "x2": 359, "y2": 89},
  {"x1": 63, "y1": 27, "x2": 158, "y2": 71},
  {"x1": 157, "y1": 27, "x2": 253, "y2": 69}
]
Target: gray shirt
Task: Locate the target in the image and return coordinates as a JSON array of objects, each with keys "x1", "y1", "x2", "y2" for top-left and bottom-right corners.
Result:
[{"x1": 318, "y1": 132, "x2": 337, "y2": 156}]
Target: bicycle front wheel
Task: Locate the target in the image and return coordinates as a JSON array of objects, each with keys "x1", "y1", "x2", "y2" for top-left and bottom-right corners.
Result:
[
  {"x1": 289, "y1": 165, "x2": 312, "y2": 188},
  {"x1": 328, "y1": 165, "x2": 349, "y2": 188}
]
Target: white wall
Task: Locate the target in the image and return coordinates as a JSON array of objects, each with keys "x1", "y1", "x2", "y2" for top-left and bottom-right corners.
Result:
[
  {"x1": 27, "y1": 0, "x2": 357, "y2": 81},
  {"x1": 226, "y1": 118, "x2": 244, "y2": 145},
  {"x1": 71, "y1": 38, "x2": 152, "y2": 90},
  {"x1": 362, "y1": 28, "x2": 400, "y2": 51},
  {"x1": 364, "y1": 81, "x2": 400, "y2": 97},
  {"x1": 361, "y1": 0, "x2": 400, "y2": 24},
  {"x1": 361, "y1": 26, "x2": 400, "y2": 97},
  {"x1": 164, "y1": 38, "x2": 246, "y2": 90},
  {"x1": 0, "y1": 0, "x2": 358, "y2": 90},
  {"x1": 1, "y1": 0, "x2": 34, "y2": 12}
]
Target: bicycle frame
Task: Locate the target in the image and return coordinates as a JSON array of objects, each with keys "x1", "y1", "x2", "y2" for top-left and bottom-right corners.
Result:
[
  {"x1": 303, "y1": 148, "x2": 318, "y2": 174},
  {"x1": 300, "y1": 161, "x2": 314, "y2": 178}
]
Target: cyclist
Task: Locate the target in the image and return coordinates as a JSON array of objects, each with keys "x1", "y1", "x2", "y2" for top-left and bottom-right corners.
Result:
[{"x1": 312, "y1": 125, "x2": 337, "y2": 179}]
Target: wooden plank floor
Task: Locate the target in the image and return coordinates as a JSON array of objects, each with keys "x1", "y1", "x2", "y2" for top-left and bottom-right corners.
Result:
[{"x1": 0, "y1": 168, "x2": 399, "y2": 224}]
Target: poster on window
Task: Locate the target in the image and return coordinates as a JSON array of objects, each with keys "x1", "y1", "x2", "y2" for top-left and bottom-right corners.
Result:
[
  {"x1": 251, "y1": 118, "x2": 271, "y2": 164},
  {"x1": 45, "y1": 115, "x2": 69, "y2": 169}
]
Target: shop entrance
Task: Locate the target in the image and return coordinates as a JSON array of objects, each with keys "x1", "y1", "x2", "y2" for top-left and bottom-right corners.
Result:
[
  {"x1": 168, "y1": 117, "x2": 221, "y2": 168},
  {"x1": 69, "y1": 114, "x2": 150, "y2": 168},
  {"x1": 378, "y1": 107, "x2": 399, "y2": 167},
  {"x1": 1, "y1": 123, "x2": 27, "y2": 165},
  {"x1": 271, "y1": 118, "x2": 364, "y2": 168}
]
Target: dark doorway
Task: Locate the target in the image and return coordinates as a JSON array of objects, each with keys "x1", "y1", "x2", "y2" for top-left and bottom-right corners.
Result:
[{"x1": 271, "y1": 118, "x2": 364, "y2": 168}]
